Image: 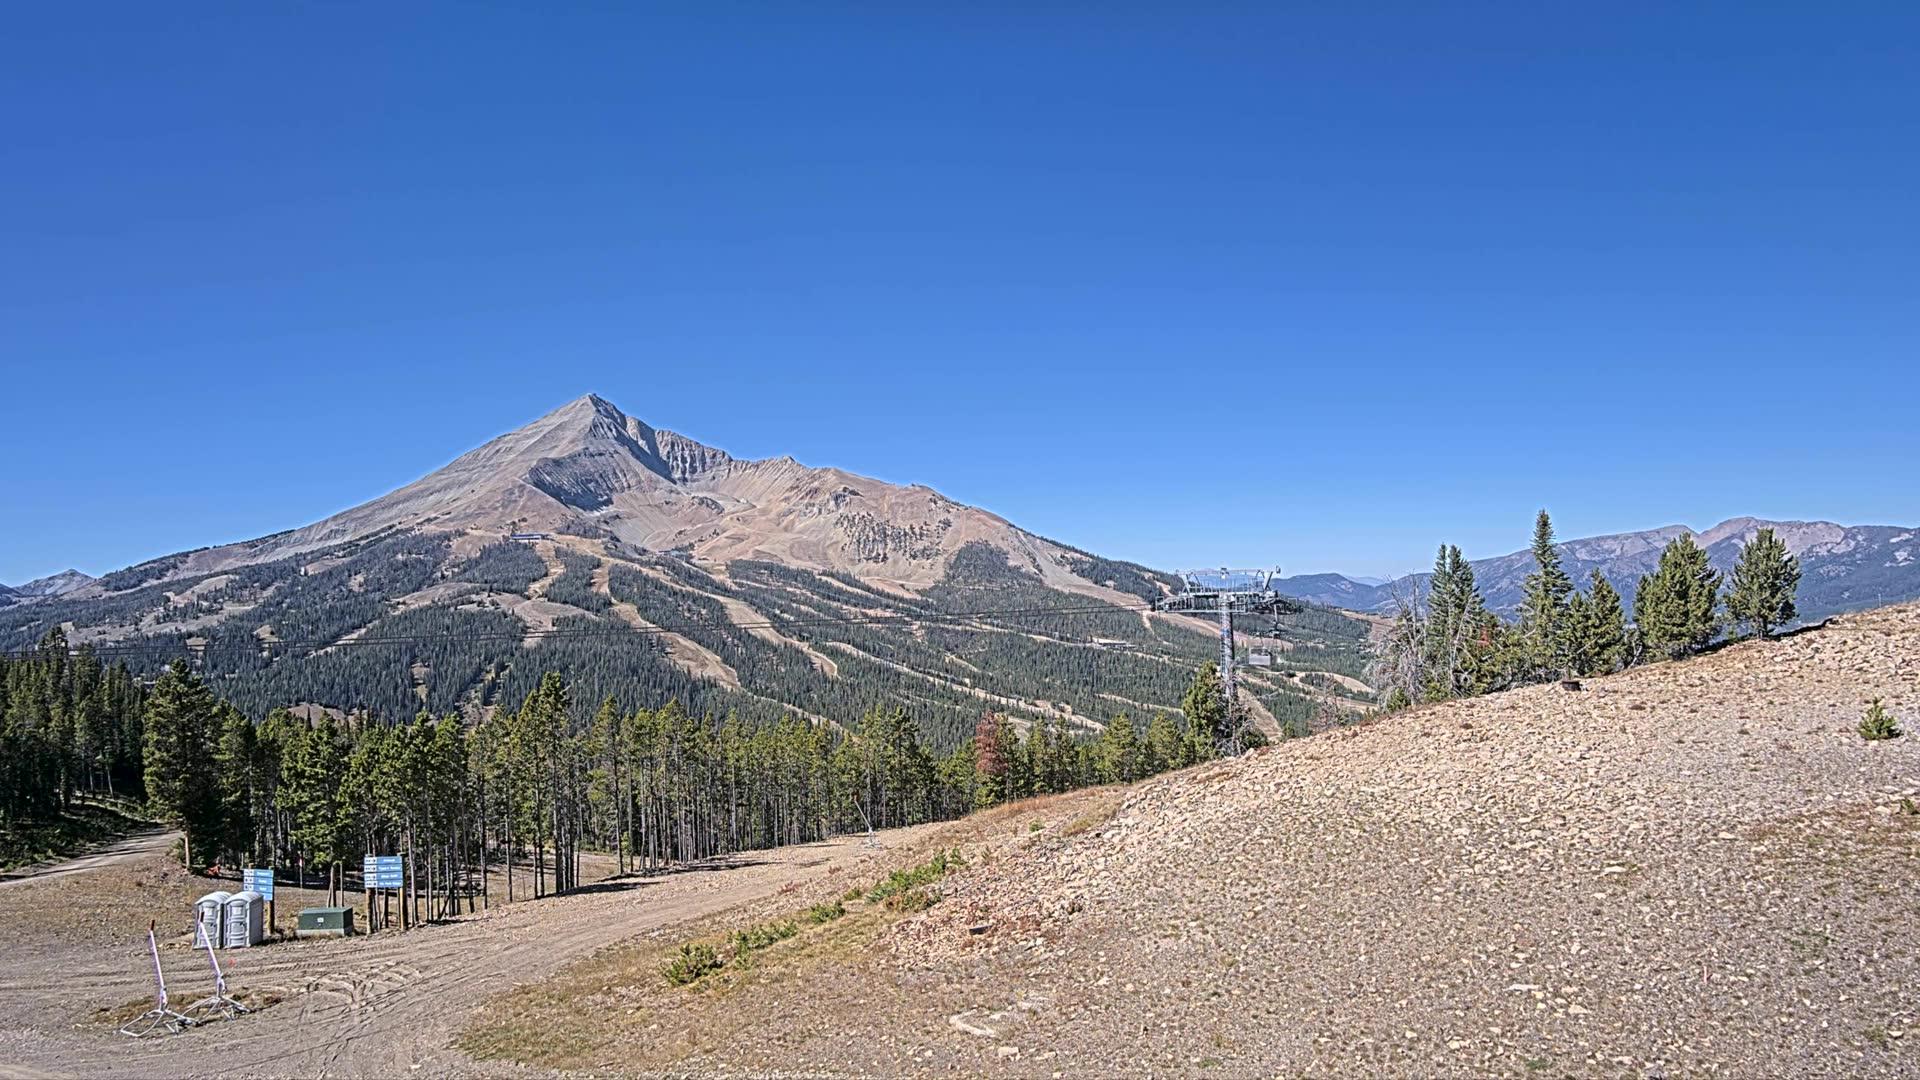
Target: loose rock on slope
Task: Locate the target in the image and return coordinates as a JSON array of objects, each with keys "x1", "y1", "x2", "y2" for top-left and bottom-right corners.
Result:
[{"x1": 645, "y1": 602, "x2": 1920, "y2": 1077}]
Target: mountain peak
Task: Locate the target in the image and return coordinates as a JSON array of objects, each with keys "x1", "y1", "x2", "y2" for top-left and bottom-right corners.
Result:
[{"x1": 13, "y1": 569, "x2": 95, "y2": 598}]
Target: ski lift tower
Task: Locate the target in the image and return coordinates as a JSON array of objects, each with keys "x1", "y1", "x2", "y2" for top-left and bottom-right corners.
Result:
[{"x1": 1154, "y1": 568, "x2": 1295, "y2": 753}]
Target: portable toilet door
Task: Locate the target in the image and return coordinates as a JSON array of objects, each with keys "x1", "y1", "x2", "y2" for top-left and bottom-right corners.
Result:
[
  {"x1": 224, "y1": 891, "x2": 265, "y2": 947},
  {"x1": 195, "y1": 891, "x2": 231, "y2": 949}
]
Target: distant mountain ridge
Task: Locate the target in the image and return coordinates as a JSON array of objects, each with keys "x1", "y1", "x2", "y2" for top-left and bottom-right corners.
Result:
[
  {"x1": 0, "y1": 569, "x2": 95, "y2": 604},
  {"x1": 1275, "y1": 518, "x2": 1920, "y2": 623}
]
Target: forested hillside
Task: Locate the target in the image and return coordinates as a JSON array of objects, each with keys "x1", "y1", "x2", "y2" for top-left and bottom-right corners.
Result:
[
  {"x1": 0, "y1": 531, "x2": 1372, "y2": 750},
  {"x1": 1, "y1": 634, "x2": 1243, "y2": 894}
]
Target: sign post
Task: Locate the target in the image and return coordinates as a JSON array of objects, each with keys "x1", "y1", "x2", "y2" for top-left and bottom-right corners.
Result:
[
  {"x1": 242, "y1": 867, "x2": 275, "y2": 934},
  {"x1": 362, "y1": 855, "x2": 403, "y2": 931}
]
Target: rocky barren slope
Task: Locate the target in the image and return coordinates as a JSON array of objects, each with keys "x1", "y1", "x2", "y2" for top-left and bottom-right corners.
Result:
[{"x1": 486, "y1": 601, "x2": 1920, "y2": 1077}]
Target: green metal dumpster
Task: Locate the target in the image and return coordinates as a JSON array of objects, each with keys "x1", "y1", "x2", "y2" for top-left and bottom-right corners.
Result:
[{"x1": 296, "y1": 906, "x2": 355, "y2": 938}]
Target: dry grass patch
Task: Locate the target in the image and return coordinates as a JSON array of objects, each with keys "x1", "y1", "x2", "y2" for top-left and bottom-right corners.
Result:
[{"x1": 460, "y1": 896, "x2": 903, "y2": 1071}]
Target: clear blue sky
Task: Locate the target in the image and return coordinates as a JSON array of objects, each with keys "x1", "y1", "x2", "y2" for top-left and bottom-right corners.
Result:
[{"x1": 3, "y1": 4, "x2": 1915, "y2": 585}]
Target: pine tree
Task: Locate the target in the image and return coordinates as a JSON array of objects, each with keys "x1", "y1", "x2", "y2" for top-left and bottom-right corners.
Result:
[
  {"x1": 142, "y1": 660, "x2": 221, "y2": 868},
  {"x1": 283, "y1": 716, "x2": 349, "y2": 896},
  {"x1": 1143, "y1": 712, "x2": 1186, "y2": 774},
  {"x1": 1860, "y1": 698, "x2": 1902, "y2": 741},
  {"x1": 215, "y1": 705, "x2": 260, "y2": 863},
  {"x1": 1725, "y1": 527, "x2": 1800, "y2": 639},
  {"x1": 1096, "y1": 714, "x2": 1139, "y2": 784},
  {"x1": 1421, "y1": 544, "x2": 1457, "y2": 699},
  {"x1": 1519, "y1": 510, "x2": 1574, "y2": 680},
  {"x1": 1422, "y1": 545, "x2": 1488, "y2": 700},
  {"x1": 1634, "y1": 534, "x2": 1722, "y2": 660},
  {"x1": 1578, "y1": 571, "x2": 1627, "y2": 675},
  {"x1": 1181, "y1": 662, "x2": 1227, "y2": 759}
]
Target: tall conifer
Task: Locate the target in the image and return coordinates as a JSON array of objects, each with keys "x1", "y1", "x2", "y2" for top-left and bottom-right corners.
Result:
[
  {"x1": 1726, "y1": 527, "x2": 1800, "y2": 638},
  {"x1": 142, "y1": 660, "x2": 221, "y2": 868},
  {"x1": 1519, "y1": 510, "x2": 1575, "y2": 679},
  {"x1": 1634, "y1": 534, "x2": 1722, "y2": 659}
]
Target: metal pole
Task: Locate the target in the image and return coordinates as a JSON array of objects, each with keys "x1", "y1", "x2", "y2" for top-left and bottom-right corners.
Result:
[
  {"x1": 148, "y1": 922, "x2": 169, "y2": 1008},
  {"x1": 1218, "y1": 590, "x2": 1237, "y2": 752}
]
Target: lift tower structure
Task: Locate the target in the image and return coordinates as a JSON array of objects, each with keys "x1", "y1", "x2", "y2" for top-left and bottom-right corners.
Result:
[{"x1": 1153, "y1": 568, "x2": 1298, "y2": 754}]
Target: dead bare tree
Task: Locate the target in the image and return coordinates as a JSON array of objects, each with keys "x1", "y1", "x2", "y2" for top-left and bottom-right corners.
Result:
[{"x1": 1365, "y1": 574, "x2": 1427, "y2": 709}]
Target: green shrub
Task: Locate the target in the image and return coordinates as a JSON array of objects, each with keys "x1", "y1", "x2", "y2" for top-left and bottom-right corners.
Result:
[
  {"x1": 804, "y1": 900, "x2": 846, "y2": 924},
  {"x1": 662, "y1": 942, "x2": 721, "y2": 986},
  {"x1": 729, "y1": 920, "x2": 798, "y2": 954},
  {"x1": 866, "y1": 847, "x2": 967, "y2": 903},
  {"x1": 884, "y1": 887, "x2": 936, "y2": 913},
  {"x1": 1860, "y1": 699, "x2": 1903, "y2": 741}
]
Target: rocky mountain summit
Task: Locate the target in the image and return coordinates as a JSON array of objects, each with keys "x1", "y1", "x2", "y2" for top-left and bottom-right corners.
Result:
[{"x1": 0, "y1": 395, "x2": 1371, "y2": 738}]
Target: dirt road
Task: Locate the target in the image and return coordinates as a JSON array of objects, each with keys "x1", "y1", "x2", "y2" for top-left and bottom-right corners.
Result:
[
  {"x1": 0, "y1": 831, "x2": 175, "y2": 890},
  {"x1": 0, "y1": 828, "x2": 938, "y2": 1078}
]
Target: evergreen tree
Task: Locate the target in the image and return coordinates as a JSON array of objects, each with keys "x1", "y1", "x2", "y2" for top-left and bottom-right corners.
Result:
[
  {"x1": 1860, "y1": 698, "x2": 1902, "y2": 741},
  {"x1": 1635, "y1": 534, "x2": 1722, "y2": 660},
  {"x1": 1143, "y1": 712, "x2": 1186, "y2": 774},
  {"x1": 1573, "y1": 571, "x2": 1627, "y2": 675},
  {"x1": 1726, "y1": 527, "x2": 1800, "y2": 639},
  {"x1": 214, "y1": 705, "x2": 260, "y2": 863},
  {"x1": 142, "y1": 660, "x2": 221, "y2": 868},
  {"x1": 1471, "y1": 618, "x2": 1530, "y2": 694},
  {"x1": 1420, "y1": 544, "x2": 1456, "y2": 699},
  {"x1": 1096, "y1": 714, "x2": 1140, "y2": 784},
  {"x1": 1180, "y1": 662, "x2": 1227, "y2": 759},
  {"x1": 1519, "y1": 510, "x2": 1575, "y2": 679},
  {"x1": 283, "y1": 716, "x2": 349, "y2": 895},
  {"x1": 1422, "y1": 545, "x2": 1488, "y2": 700}
]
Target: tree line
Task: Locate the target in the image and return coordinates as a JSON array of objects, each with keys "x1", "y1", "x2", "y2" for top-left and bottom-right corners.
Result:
[
  {"x1": 0, "y1": 631, "x2": 148, "y2": 824},
  {"x1": 1371, "y1": 512, "x2": 1801, "y2": 709},
  {"x1": 5, "y1": 642, "x2": 1231, "y2": 917}
]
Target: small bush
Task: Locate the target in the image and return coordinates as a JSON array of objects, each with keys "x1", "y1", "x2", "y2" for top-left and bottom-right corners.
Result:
[
  {"x1": 804, "y1": 900, "x2": 846, "y2": 924},
  {"x1": 662, "y1": 942, "x2": 721, "y2": 986},
  {"x1": 866, "y1": 847, "x2": 967, "y2": 903},
  {"x1": 1860, "y1": 699, "x2": 1902, "y2": 741},
  {"x1": 730, "y1": 920, "x2": 798, "y2": 954},
  {"x1": 840, "y1": 886, "x2": 864, "y2": 902},
  {"x1": 884, "y1": 887, "x2": 936, "y2": 913}
]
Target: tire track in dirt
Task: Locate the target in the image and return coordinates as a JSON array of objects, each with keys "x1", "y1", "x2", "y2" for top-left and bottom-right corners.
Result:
[{"x1": 0, "y1": 827, "x2": 943, "y2": 1078}]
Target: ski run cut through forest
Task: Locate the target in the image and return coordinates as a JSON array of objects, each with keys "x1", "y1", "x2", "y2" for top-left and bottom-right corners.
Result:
[{"x1": 0, "y1": 397, "x2": 1914, "y2": 1079}]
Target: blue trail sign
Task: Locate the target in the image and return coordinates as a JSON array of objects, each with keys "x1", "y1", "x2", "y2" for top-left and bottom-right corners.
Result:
[
  {"x1": 241, "y1": 867, "x2": 274, "y2": 900},
  {"x1": 362, "y1": 855, "x2": 404, "y2": 890}
]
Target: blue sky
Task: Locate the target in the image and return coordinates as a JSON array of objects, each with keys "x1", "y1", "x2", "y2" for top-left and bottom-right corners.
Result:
[{"x1": 3, "y1": 4, "x2": 1915, "y2": 585}]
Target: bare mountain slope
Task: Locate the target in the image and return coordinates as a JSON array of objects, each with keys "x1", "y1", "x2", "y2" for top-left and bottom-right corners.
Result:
[
  {"x1": 74, "y1": 394, "x2": 1088, "y2": 593},
  {"x1": 482, "y1": 601, "x2": 1920, "y2": 1076},
  {"x1": 1, "y1": 395, "x2": 1373, "y2": 741}
]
